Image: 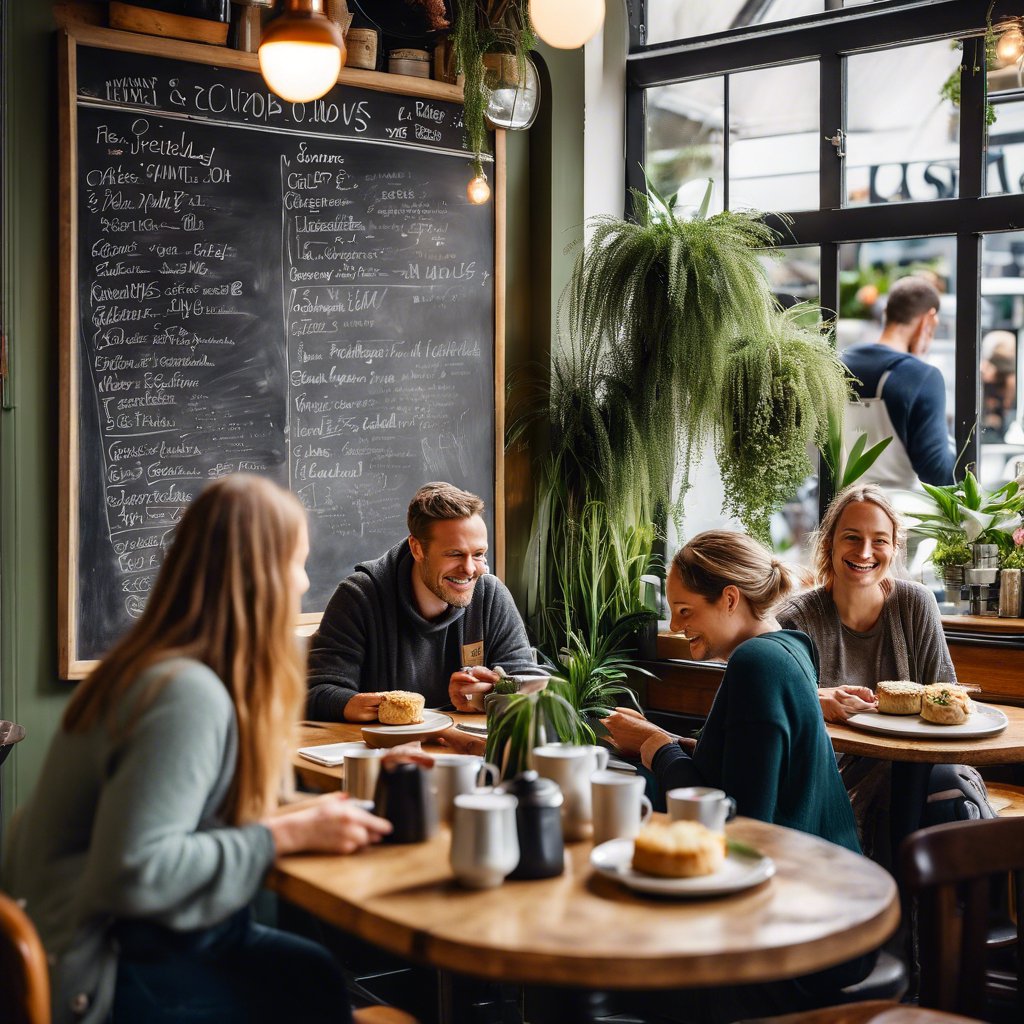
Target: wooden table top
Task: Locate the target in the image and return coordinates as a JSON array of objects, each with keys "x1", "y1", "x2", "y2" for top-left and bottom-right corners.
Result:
[
  {"x1": 826, "y1": 701, "x2": 1024, "y2": 765},
  {"x1": 268, "y1": 814, "x2": 898, "y2": 989}
]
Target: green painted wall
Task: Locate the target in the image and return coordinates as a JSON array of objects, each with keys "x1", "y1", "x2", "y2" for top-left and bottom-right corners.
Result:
[{"x1": 0, "y1": 10, "x2": 584, "y2": 817}]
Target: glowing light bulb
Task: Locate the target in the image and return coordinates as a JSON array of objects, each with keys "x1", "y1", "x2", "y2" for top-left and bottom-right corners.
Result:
[
  {"x1": 529, "y1": 0, "x2": 606, "y2": 50},
  {"x1": 467, "y1": 174, "x2": 491, "y2": 205},
  {"x1": 996, "y1": 24, "x2": 1024, "y2": 64},
  {"x1": 258, "y1": 0, "x2": 345, "y2": 104}
]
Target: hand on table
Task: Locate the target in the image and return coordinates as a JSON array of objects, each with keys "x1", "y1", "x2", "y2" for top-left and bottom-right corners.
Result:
[
  {"x1": 381, "y1": 742, "x2": 434, "y2": 769},
  {"x1": 449, "y1": 665, "x2": 501, "y2": 712},
  {"x1": 343, "y1": 692, "x2": 383, "y2": 723},
  {"x1": 264, "y1": 792, "x2": 392, "y2": 856},
  {"x1": 601, "y1": 706, "x2": 672, "y2": 759},
  {"x1": 436, "y1": 726, "x2": 487, "y2": 757},
  {"x1": 819, "y1": 685, "x2": 878, "y2": 723}
]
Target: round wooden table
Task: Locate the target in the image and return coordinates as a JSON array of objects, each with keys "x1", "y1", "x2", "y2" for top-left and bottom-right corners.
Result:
[
  {"x1": 826, "y1": 701, "x2": 1024, "y2": 765},
  {"x1": 268, "y1": 815, "x2": 899, "y2": 991}
]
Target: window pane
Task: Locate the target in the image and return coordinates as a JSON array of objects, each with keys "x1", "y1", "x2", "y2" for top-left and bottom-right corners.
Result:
[
  {"x1": 762, "y1": 245, "x2": 821, "y2": 308},
  {"x1": 838, "y1": 238, "x2": 956, "y2": 577},
  {"x1": 980, "y1": 232, "x2": 1024, "y2": 491},
  {"x1": 646, "y1": 1, "x2": 821, "y2": 46},
  {"x1": 729, "y1": 63, "x2": 819, "y2": 212},
  {"x1": 987, "y1": 58, "x2": 1024, "y2": 196},
  {"x1": 646, "y1": 78, "x2": 725, "y2": 216},
  {"x1": 845, "y1": 41, "x2": 963, "y2": 206}
]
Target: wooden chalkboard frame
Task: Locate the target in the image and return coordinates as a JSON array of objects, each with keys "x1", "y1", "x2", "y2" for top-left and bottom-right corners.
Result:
[{"x1": 58, "y1": 23, "x2": 506, "y2": 679}]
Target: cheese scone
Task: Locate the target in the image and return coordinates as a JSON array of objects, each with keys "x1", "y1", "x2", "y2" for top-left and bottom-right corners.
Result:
[
  {"x1": 378, "y1": 690, "x2": 426, "y2": 725},
  {"x1": 920, "y1": 684, "x2": 972, "y2": 725},
  {"x1": 876, "y1": 680, "x2": 924, "y2": 715},
  {"x1": 632, "y1": 820, "x2": 726, "y2": 878}
]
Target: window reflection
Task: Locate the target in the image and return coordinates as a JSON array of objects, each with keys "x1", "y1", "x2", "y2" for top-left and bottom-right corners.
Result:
[
  {"x1": 987, "y1": 60, "x2": 1024, "y2": 196},
  {"x1": 846, "y1": 41, "x2": 963, "y2": 206},
  {"x1": 646, "y1": 1, "x2": 821, "y2": 46}
]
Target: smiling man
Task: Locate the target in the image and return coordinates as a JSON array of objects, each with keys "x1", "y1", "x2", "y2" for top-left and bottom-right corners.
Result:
[{"x1": 306, "y1": 482, "x2": 535, "y2": 722}]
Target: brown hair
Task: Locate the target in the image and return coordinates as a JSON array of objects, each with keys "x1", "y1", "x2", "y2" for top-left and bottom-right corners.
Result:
[
  {"x1": 407, "y1": 481, "x2": 485, "y2": 541},
  {"x1": 63, "y1": 474, "x2": 307, "y2": 824},
  {"x1": 671, "y1": 530, "x2": 796, "y2": 620},
  {"x1": 812, "y1": 483, "x2": 906, "y2": 589},
  {"x1": 883, "y1": 276, "x2": 941, "y2": 326}
]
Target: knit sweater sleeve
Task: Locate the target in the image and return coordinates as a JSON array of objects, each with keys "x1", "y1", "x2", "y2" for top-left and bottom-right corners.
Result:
[
  {"x1": 482, "y1": 577, "x2": 535, "y2": 674},
  {"x1": 306, "y1": 576, "x2": 372, "y2": 720},
  {"x1": 82, "y1": 663, "x2": 274, "y2": 930},
  {"x1": 899, "y1": 579, "x2": 957, "y2": 683}
]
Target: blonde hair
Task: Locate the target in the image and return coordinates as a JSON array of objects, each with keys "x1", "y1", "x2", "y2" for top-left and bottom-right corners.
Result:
[
  {"x1": 63, "y1": 475, "x2": 307, "y2": 824},
  {"x1": 812, "y1": 483, "x2": 906, "y2": 589},
  {"x1": 407, "y1": 481, "x2": 485, "y2": 541},
  {"x1": 671, "y1": 530, "x2": 796, "y2": 620}
]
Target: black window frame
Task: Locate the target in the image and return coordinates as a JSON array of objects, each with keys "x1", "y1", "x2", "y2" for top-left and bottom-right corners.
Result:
[{"x1": 627, "y1": 0, "x2": 1024, "y2": 504}]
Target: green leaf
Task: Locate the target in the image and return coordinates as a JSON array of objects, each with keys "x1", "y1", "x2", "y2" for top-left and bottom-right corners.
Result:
[
  {"x1": 695, "y1": 177, "x2": 714, "y2": 220},
  {"x1": 841, "y1": 435, "x2": 892, "y2": 489}
]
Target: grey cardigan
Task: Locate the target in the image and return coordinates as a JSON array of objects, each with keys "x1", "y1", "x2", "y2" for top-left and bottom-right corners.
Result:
[
  {"x1": 1, "y1": 658, "x2": 275, "y2": 1024},
  {"x1": 777, "y1": 579, "x2": 956, "y2": 688}
]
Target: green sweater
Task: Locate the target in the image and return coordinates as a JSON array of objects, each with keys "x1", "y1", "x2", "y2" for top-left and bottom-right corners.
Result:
[
  {"x1": 652, "y1": 631, "x2": 861, "y2": 853},
  {"x1": 1, "y1": 658, "x2": 275, "y2": 1024}
]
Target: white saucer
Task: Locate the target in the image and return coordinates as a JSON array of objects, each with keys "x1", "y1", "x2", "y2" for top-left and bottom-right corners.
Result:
[
  {"x1": 844, "y1": 702, "x2": 1008, "y2": 740},
  {"x1": 361, "y1": 710, "x2": 454, "y2": 748},
  {"x1": 296, "y1": 741, "x2": 367, "y2": 767},
  {"x1": 590, "y1": 838, "x2": 775, "y2": 897}
]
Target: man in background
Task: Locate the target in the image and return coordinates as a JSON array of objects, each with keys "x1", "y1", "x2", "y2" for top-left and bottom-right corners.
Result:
[
  {"x1": 306, "y1": 481, "x2": 535, "y2": 721},
  {"x1": 843, "y1": 275, "x2": 956, "y2": 490}
]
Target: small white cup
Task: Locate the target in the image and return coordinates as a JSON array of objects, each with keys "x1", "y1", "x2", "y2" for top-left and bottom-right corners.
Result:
[
  {"x1": 667, "y1": 786, "x2": 737, "y2": 834},
  {"x1": 450, "y1": 791, "x2": 520, "y2": 889},
  {"x1": 343, "y1": 747, "x2": 384, "y2": 803},
  {"x1": 591, "y1": 769, "x2": 653, "y2": 846},
  {"x1": 431, "y1": 753, "x2": 499, "y2": 824},
  {"x1": 533, "y1": 744, "x2": 610, "y2": 841}
]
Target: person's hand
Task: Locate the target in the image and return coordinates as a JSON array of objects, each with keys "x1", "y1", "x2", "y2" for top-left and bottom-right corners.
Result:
[
  {"x1": 343, "y1": 692, "x2": 383, "y2": 722},
  {"x1": 449, "y1": 665, "x2": 501, "y2": 712},
  {"x1": 264, "y1": 792, "x2": 392, "y2": 856},
  {"x1": 381, "y1": 743, "x2": 434, "y2": 769},
  {"x1": 601, "y1": 706, "x2": 672, "y2": 758},
  {"x1": 819, "y1": 685, "x2": 878, "y2": 723},
  {"x1": 436, "y1": 726, "x2": 486, "y2": 757}
]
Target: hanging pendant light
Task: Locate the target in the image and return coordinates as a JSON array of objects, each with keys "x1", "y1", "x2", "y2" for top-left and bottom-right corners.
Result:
[
  {"x1": 483, "y1": 53, "x2": 541, "y2": 131},
  {"x1": 258, "y1": 0, "x2": 347, "y2": 104},
  {"x1": 466, "y1": 171, "x2": 491, "y2": 205},
  {"x1": 529, "y1": 0, "x2": 605, "y2": 50},
  {"x1": 996, "y1": 18, "x2": 1024, "y2": 64}
]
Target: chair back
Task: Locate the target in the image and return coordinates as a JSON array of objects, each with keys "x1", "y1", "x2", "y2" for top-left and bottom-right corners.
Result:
[
  {"x1": 900, "y1": 817, "x2": 1024, "y2": 1019},
  {"x1": 0, "y1": 891, "x2": 50, "y2": 1024}
]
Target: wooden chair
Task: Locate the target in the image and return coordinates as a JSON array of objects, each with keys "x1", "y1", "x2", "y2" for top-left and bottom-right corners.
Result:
[
  {"x1": 900, "y1": 817, "x2": 1024, "y2": 1020},
  {"x1": 0, "y1": 889, "x2": 418, "y2": 1024},
  {"x1": 741, "y1": 999, "x2": 982, "y2": 1023},
  {"x1": 0, "y1": 891, "x2": 50, "y2": 1024}
]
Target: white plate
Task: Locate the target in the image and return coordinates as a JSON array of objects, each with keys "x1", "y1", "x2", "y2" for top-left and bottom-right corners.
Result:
[
  {"x1": 361, "y1": 710, "x2": 454, "y2": 748},
  {"x1": 590, "y1": 838, "x2": 775, "y2": 897},
  {"x1": 844, "y1": 702, "x2": 1008, "y2": 740},
  {"x1": 296, "y1": 741, "x2": 367, "y2": 766}
]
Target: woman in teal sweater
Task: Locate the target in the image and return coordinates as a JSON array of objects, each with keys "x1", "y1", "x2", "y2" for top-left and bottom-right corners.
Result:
[
  {"x1": 3, "y1": 476, "x2": 391, "y2": 1024},
  {"x1": 605, "y1": 529, "x2": 859, "y2": 853}
]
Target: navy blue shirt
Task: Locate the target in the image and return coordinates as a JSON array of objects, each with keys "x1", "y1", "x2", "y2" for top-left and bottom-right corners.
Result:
[{"x1": 843, "y1": 343, "x2": 955, "y2": 486}]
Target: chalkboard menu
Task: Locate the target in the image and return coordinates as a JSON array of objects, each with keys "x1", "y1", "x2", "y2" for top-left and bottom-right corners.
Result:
[{"x1": 60, "y1": 30, "x2": 500, "y2": 674}]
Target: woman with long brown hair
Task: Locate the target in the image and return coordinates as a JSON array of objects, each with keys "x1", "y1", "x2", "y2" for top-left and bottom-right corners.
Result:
[{"x1": 3, "y1": 475, "x2": 389, "y2": 1024}]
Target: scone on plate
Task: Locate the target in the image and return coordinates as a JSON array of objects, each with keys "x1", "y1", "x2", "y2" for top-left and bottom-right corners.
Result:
[
  {"x1": 632, "y1": 820, "x2": 726, "y2": 878},
  {"x1": 378, "y1": 691, "x2": 425, "y2": 725},
  {"x1": 921, "y1": 684, "x2": 973, "y2": 725},
  {"x1": 876, "y1": 680, "x2": 924, "y2": 715}
]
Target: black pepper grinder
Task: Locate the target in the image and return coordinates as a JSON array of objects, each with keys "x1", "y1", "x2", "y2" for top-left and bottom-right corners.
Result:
[{"x1": 498, "y1": 770, "x2": 565, "y2": 880}]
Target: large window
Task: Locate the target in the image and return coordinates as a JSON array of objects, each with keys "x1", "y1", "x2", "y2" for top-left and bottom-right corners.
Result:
[{"x1": 629, "y1": 0, "x2": 1019, "y2": 565}]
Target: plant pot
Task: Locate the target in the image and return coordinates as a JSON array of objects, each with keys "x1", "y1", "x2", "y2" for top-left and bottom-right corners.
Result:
[{"x1": 938, "y1": 563, "x2": 968, "y2": 604}]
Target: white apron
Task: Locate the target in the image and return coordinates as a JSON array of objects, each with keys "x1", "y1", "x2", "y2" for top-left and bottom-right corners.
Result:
[{"x1": 844, "y1": 370, "x2": 922, "y2": 491}]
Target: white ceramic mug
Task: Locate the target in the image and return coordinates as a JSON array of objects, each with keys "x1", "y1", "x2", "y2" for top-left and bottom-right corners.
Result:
[
  {"x1": 667, "y1": 786, "x2": 737, "y2": 834},
  {"x1": 591, "y1": 769, "x2": 653, "y2": 845},
  {"x1": 450, "y1": 791, "x2": 520, "y2": 889},
  {"x1": 343, "y1": 747, "x2": 384, "y2": 803},
  {"x1": 532, "y1": 743, "x2": 610, "y2": 841},
  {"x1": 431, "y1": 753, "x2": 499, "y2": 823}
]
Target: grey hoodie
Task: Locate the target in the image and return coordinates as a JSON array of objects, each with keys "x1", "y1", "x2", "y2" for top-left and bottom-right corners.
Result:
[{"x1": 306, "y1": 539, "x2": 534, "y2": 718}]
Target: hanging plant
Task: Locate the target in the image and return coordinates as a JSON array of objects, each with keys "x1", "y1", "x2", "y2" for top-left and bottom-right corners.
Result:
[
  {"x1": 451, "y1": 0, "x2": 535, "y2": 176},
  {"x1": 715, "y1": 305, "x2": 851, "y2": 544}
]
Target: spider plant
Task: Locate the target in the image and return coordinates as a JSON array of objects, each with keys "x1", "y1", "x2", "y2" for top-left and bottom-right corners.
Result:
[
  {"x1": 483, "y1": 683, "x2": 587, "y2": 780},
  {"x1": 820, "y1": 408, "x2": 893, "y2": 492}
]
